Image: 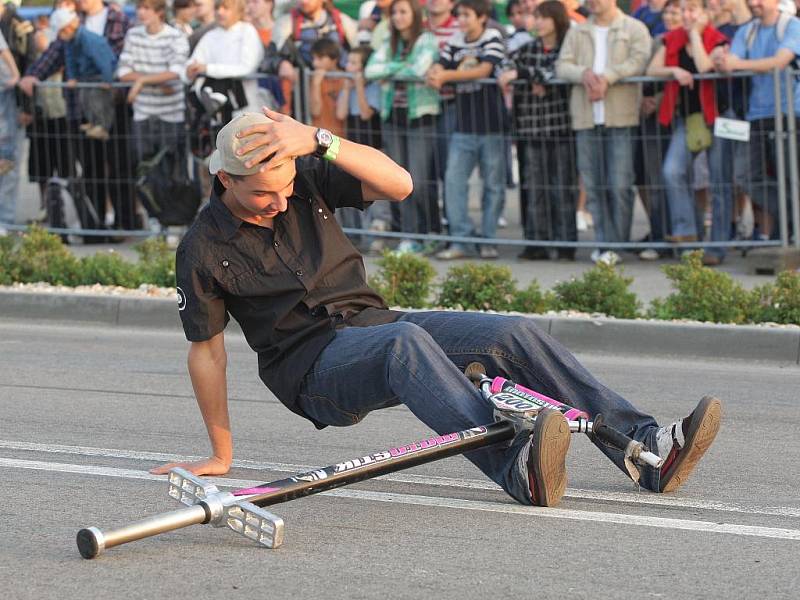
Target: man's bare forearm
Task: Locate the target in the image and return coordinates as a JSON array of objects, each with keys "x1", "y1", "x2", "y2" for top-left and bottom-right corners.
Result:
[{"x1": 187, "y1": 335, "x2": 232, "y2": 464}]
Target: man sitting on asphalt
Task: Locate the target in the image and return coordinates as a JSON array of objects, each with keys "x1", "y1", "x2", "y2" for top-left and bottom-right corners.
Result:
[{"x1": 150, "y1": 109, "x2": 722, "y2": 507}]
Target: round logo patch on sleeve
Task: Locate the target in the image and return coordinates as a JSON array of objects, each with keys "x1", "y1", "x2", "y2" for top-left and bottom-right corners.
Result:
[{"x1": 176, "y1": 287, "x2": 187, "y2": 311}]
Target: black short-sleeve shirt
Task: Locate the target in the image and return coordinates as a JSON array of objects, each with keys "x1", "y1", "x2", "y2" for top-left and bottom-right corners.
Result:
[{"x1": 175, "y1": 156, "x2": 403, "y2": 426}]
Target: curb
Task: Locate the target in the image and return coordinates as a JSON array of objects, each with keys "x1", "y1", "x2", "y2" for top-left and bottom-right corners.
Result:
[{"x1": 1, "y1": 290, "x2": 798, "y2": 365}]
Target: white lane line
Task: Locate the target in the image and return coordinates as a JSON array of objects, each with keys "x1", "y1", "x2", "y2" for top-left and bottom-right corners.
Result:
[
  {"x1": 2, "y1": 456, "x2": 800, "y2": 542},
  {"x1": 2, "y1": 439, "x2": 799, "y2": 519}
]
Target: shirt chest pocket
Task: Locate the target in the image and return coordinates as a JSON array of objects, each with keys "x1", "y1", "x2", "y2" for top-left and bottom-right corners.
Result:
[{"x1": 608, "y1": 34, "x2": 633, "y2": 66}]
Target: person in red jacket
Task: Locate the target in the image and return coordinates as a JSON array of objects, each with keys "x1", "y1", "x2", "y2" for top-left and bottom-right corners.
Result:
[{"x1": 646, "y1": 0, "x2": 728, "y2": 249}]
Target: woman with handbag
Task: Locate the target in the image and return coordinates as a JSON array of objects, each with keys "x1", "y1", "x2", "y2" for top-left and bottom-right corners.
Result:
[{"x1": 647, "y1": 0, "x2": 728, "y2": 246}]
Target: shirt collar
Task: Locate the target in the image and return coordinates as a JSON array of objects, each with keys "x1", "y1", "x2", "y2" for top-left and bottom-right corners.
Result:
[{"x1": 208, "y1": 177, "x2": 245, "y2": 240}]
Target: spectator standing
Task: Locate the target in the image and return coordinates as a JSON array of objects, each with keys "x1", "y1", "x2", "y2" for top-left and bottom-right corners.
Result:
[
  {"x1": 0, "y1": 28, "x2": 19, "y2": 229},
  {"x1": 20, "y1": 0, "x2": 133, "y2": 239},
  {"x1": 117, "y1": 0, "x2": 189, "y2": 165},
  {"x1": 334, "y1": 45, "x2": 383, "y2": 244},
  {"x1": 702, "y1": 0, "x2": 752, "y2": 263},
  {"x1": 188, "y1": 0, "x2": 217, "y2": 52},
  {"x1": 647, "y1": 0, "x2": 728, "y2": 251},
  {"x1": 337, "y1": 46, "x2": 382, "y2": 149},
  {"x1": 247, "y1": 0, "x2": 275, "y2": 44},
  {"x1": 556, "y1": 0, "x2": 651, "y2": 264},
  {"x1": 718, "y1": 0, "x2": 800, "y2": 241},
  {"x1": 24, "y1": 8, "x2": 74, "y2": 216},
  {"x1": 424, "y1": 0, "x2": 459, "y2": 234},
  {"x1": 185, "y1": 0, "x2": 264, "y2": 121},
  {"x1": 633, "y1": 0, "x2": 673, "y2": 261},
  {"x1": 427, "y1": 0, "x2": 508, "y2": 260},
  {"x1": 247, "y1": 0, "x2": 285, "y2": 112},
  {"x1": 309, "y1": 37, "x2": 345, "y2": 137},
  {"x1": 172, "y1": 0, "x2": 196, "y2": 37},
  {"x1": 500, "y1": 0, "x2": 577, "y2": 260},
  {"x1": 365, "y1": 0, "x2": 440, "y2": 253},
  {"x1": 633, "y1": 0, "x2": 669, "y2": 36}
]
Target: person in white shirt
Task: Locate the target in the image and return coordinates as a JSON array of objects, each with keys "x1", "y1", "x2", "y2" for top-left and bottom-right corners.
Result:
[{"x1": 185, "y1": 0, "x2": 264, "y2": 122}]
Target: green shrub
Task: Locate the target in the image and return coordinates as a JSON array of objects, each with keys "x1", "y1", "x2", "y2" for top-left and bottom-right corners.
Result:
[
  {"x1": 748, "y1": 270, "x2": 800, "y2": 325},
  {"x1": 511, "y1": 280, "x2": 554, "y2": 314},
  {"x1": 0, "y1": 234, "x2": 17, "y2": 285},
  {"x1": 436, "y1": 262, "x2": 516, "y2": 311},
  {"x1": 552, "y1": 262, "x2": 640, "y2": 318},
  {"x1": 79, "y1": 250, "x2": 143, "y2": 288},
  {"x1": 12, "y1": 225, "x2": 82, "y2": 286},
  {"x1": 368, "y1": 249, "x2": 436, "y2": 308},
  {"x1": 135, "y1": 237, "x2": 176, "y2": 287},
  {"x1": 648, "y1": 250, "x2": 751, "y2": 324}
]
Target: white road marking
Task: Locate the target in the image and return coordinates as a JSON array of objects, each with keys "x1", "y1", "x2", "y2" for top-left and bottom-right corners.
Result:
[
  {"x1": 2, "y1": 456, "x2": 799, "y2": 542},
  {"x1": 2, "y1": 439, "x2": 799, "y2": 518}
]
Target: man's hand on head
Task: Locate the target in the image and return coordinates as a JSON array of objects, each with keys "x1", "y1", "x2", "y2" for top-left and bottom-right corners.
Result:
[
  {"x1": 149, "y1": 456, "x2": 231, "y2": 477},
  {"x1": 235, "y1": 107, "x2": 317, "y2": 171}
]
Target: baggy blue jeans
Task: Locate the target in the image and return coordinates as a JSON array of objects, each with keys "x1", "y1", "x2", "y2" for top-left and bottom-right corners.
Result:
[
  {"x1": 0, "y1": 88, "x2": 19, "y2": 225},
  {"x1": 444, "y1": 132, "x2": 506, "y2": 250},
  {"x1": 575, "y1": 126, "x2": 636, "y2": 244},
  {"x1": 296, "y1": 311, "x2": 662, "y2": 504}
]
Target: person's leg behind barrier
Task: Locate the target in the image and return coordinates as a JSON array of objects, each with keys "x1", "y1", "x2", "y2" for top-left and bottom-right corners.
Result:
[
  {"x1": 605, "y1": 126, "x2": 636, "y2": 243},
  {"x1": 440, "y1": 133, "x2": 479, "y2": 256},
  {"x1": 576, "y1": 127, "x2": 607, "y2": 245},
  {"x1": 662, "y1": 119, "x2": 698, "y2": 239},
  {"x1": 706, "y1": 133, "x2": 734, "y2": 261},
  {"x1": 477, "y1": 133, "x2": 506, "y2": 243},
  {"x1": 298, "y1": 321, "x2": 557, "y2": 505}
]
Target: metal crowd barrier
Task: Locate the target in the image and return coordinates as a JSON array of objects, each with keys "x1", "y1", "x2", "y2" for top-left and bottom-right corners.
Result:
[{"x1": 3, "y1": 70, "x2": 798, "y2": 255}]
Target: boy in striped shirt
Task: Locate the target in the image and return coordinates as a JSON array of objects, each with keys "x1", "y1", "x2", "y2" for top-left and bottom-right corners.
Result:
[{"x1": 117, "y1": 0, "x2": 190, "y2": 164}]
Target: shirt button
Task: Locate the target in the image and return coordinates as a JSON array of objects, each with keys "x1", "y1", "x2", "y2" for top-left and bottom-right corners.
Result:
[
  {"x1": 318, "y1": 208, "x2": 323, "y2": 213},
  {"x1": 221, "y1": 260, "x2": 229, "y2": 267},
  {"x1": 295, "y1": 269, "x2": 303, "y2": 277}
]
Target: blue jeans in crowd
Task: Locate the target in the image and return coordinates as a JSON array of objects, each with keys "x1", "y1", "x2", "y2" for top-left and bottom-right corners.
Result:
[
  {"x1": 0, "y1": 88, "x2": 19, "y2": 225},
  {"x1": 444, "y1": 132, "x2": 506, "y2": 252},
  {"x1": 576, "y1": 126, "x2": 636, "y2": 245},
  {"x1": 296, "y1": 311, "x2": 663, "y2": 504},
  {"x1": 662, "y1": 118, "x2": 729, "y2": 246}
]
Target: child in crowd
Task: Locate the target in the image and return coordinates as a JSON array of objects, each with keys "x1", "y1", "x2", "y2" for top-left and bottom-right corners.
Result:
[
  {"x1": 185, "y1": 0, "x2": 264, "y2": 122},
  {"x1": 337, "y1": 45, "x2": 382, "y2": 149},
  {"x1": 506, "y1": 0, "x2": 533, "y2": 54},
  {"x1": 49, "y1": 8, "x2": 117, "y2": 141},
  {"x1": 500, "y1": 0, "x2": 576, "y2": 260},
  {"x1": 172, "y1": 0, "x2": 196, "y2": 36},
  {"x1": 426, "y1": 0, "x2": 508, "y2": 260},
  {"x1": 309, "y1": 37, "x2": 345, "y2": 137}
]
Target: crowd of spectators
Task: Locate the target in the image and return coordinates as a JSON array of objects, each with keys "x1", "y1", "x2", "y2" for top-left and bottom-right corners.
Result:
[{"x1": 0, "y1": 0, "x2": 798, "y2": 264}]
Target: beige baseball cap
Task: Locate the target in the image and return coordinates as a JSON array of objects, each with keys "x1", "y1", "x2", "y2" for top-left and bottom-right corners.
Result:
[{"x1": 208, "y1": 113, "x2": 275, "y2": 176}]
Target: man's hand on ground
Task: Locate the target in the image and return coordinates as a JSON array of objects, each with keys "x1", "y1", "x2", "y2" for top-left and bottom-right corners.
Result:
[{"x1": 149, "y1": 456, "x2": 231, "y2": 476}]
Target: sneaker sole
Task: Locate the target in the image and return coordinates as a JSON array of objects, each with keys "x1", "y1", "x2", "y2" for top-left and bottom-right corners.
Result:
[
  {"x1": 527, "y1": 410, "x2": 571, "y2": 507},
  {"x1": 660, "y1": 396, "x2": 722, "y2": 493}
]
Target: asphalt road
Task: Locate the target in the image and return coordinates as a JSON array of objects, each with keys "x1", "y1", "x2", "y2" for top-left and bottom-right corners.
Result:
[{"x1": 1, "y1": 319, "x2": 798, "y2": 600}]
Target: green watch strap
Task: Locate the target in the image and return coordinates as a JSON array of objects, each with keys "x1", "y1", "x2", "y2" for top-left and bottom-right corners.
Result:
[{"x1": 323, "y1": 134, "x2": 341, "y2": 161}]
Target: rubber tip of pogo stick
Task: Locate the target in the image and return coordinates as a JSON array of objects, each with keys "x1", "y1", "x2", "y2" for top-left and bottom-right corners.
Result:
[{"x1": 76, "y1": 528, "x2": 101, "y2": 559}]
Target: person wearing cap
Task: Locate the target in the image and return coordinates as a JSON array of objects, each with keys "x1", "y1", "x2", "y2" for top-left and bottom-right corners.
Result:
[
  {"x1": 48, "y1": 7, "x2": 117, "y2": 141},
  {"x1": 148, "y1": 108, "x2": 722, "y2": 509}
]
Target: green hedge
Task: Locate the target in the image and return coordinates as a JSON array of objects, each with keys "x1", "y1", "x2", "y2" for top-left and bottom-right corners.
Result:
[
  {"x1": 0, "y1": 226, "x2": 176, "y2": 288},
  {"x1": 2, "y1": 228, "x2": 799, "y2": 326}
]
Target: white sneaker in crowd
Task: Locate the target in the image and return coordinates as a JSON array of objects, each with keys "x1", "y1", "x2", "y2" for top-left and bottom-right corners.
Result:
[
  {"x1": 576, "y1": 211, "x2": 588, "y2": 232},
  {"x1": 591, "y1": 249, "x2": 621, "y2": 265},
  {"x1": 479, "y1": 245, "x2": 498, "y2": 259},
  {"x1": 638, "y1": 248, "x2": 660, "y2": 261}
]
